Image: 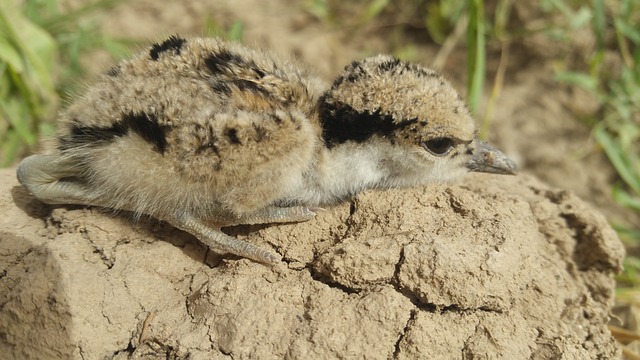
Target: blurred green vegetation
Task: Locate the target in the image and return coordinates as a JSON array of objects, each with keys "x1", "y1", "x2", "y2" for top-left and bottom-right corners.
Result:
[
  {"x1": 203, "y1": 17, "x2": 245, "y2": 42},
  {"x1": 0, "y1": 1, "x2": 57, "y2": 167},
  {"x1": 0, "y1": 0, "x2": 129, "y2": 167},
  {"x1": 550, "y1": 0, "x2": 640, "y2": 219}
]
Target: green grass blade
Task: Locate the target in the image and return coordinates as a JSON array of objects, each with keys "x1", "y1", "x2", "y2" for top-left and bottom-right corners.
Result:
[
  {"x1": 362, "y1": 0, "x2": 390, "y2": 23},
  {"x1": 467, "y1": 0, "x2": 486, "y2": 117},
  {"x1": 227, "y1": 21, "x2": 244, "y2": 42},
  {"x1": 0, "y1": 34, "x2": 24, "y2": 73},
  {"x1": 0, "y1": 130, "x2": 21, "y2": 167},
  {"x1": 555, "y1": 71, "x2": 599, "y2": 92},
  {"x1": 612, "y1": 187, "x2": 640, "y2": 211},
  {"x1": 592, "y1": 0, "x2": 605, "y2": 49},
  {"x1": 1, "y1": 1, "x2": 58, "y2": 93},
  {"x1": 615, "y1": 19, "x2": 640, "y2": 44},
  {"x1": 594, "y1": 124, "x2": 640, "y2": 194},
  {"x1": 0, "y1": 95, "x2": 36, "y2": 145}
]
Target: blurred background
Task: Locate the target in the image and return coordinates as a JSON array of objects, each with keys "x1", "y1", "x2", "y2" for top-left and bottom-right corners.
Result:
[{"x1": 1, "y1": 0, "x2": 639, "y2": 355}]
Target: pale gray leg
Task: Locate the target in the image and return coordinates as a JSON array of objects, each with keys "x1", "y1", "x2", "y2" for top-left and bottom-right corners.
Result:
[
  {"x1": 227, "y1": 206, "x2": 318, "y2": 226},
  {"x1": 17, "y1": 154, "x2": 92, "y2": 205},
  {"x1": 166, "y1": 206, "x2": 318, "y2": 264},
  {"x1": 167, "y1": 212, "x2": 282, "y2": 264}
]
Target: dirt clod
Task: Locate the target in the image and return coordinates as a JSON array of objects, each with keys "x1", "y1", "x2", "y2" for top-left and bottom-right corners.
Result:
[{"x1": 0, "y1": 169, "x2": 623, "y2": 359}]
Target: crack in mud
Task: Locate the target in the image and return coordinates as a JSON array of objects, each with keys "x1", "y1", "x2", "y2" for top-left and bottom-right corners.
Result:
[
  {"x1": 391, "y1": 244, "x2": 505, "y2": 314},
  {"x1": 9, "y1": 248, "x2": 35, "y2": 268},
  {"x1": 304, "y1": 264, "x2": 360, "y2": 295},
  {"x1": 391, "y1": 246, "x2": 432, "y2": 311},
  {"x1": 392, "y1": 308, "x2": 416, "y2": 359},
  {"x1": 461, "y1": 322, "x2": 481, "y2": 358},
  {"x1": 78, "y1": 345, "x2": 87, "y2": 360},
  {"x1": 440, "y1": 304, "x2": 504, "y2": 314},
  {"x1": 110, "y1": 339, "x2": 136, "y2": 358},
  {"x1": 336, "y1": 197, "x2": 359, "y2": 243},
  {"x1": 185, "y1": 273, "x2": 205, "y2": 322}
]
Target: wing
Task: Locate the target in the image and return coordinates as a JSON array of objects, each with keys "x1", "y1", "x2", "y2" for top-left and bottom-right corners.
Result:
[
  {"x1": 167, "y1": 107, "x2": 320, "y2": 215},
  {"x1": 53, "y1": 37, "x2": 325, "y2": 218}
]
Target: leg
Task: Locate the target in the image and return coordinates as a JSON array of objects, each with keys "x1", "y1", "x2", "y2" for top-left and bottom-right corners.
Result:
[
  {"x1": 170, "y1": 206, "x2": 320, "y2": 263},
  {"x1": 167, "y1": 211, "x2": 281, "y2": 264},
  {"x1": 226, "y1": 206, "x2": 319, "y2": 226},
  {"x1": 17, "y1": 154, "x2": 93, "y2": 205}
]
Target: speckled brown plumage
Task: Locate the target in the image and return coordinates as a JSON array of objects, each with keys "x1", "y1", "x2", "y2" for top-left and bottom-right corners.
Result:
[{"x1": 17, "y1": 36, "x2": 516, "y2": 264}]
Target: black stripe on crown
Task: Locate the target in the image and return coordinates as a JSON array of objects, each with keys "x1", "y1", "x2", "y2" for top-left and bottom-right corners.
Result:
[
  {"x1": 331, "y1": 57, "x2": 440, "y2": 89},
  {"x1": 376, "y1": 58, "x2": 439, "y2": 78},
  {"x1": 204, "y1": 49, "x2": 246, "y2": 73},
  {"x1": 205, "y1": 49, "x2": 272, "y2": 97},
  {"x1": 319, "y1": 95, "x2": 418, "y2": 148},
  {"x1": 150, "y1": 35, "x2": 187, "y2": 61},
  {"x1": 204, "y1": 49, "x2": 268, "y2": 79},
  {"x1": 59, "y1": 112, "x2": 168, "y2": 154}
]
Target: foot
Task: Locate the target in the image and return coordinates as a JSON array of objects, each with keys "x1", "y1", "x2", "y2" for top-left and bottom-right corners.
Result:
[{"x1": 167, "y1": 211, "x2": 282, "y2": 264}]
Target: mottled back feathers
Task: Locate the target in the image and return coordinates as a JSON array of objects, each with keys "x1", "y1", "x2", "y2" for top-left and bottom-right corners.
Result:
[{"x1": 56, "y1": 36, "x2": 326, "y2": 215}]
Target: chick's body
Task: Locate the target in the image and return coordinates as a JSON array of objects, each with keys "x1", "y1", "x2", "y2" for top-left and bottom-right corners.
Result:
[
  {"x1": 17, "y1": 36, "x2": 516, "y2": 263},
  {"x1": 58, "y1": 37, "x2": 325, "y2": 219}
]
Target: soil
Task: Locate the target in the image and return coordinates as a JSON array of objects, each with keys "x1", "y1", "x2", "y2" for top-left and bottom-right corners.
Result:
[
  {"x1": 0, "y1": 169, "x2": 625, "y2": 359},
  {"x1": 0, "y1": 0, "x2": 635, "y2": 359}
]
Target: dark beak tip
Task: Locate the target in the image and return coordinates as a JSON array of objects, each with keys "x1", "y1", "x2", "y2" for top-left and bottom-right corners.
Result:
[
  {"x1": 503, "y1": 158, "x2": 518, "y2": 175},
  {"x1": 467, "y1": 141, "x2": 517, "y2": 176}
]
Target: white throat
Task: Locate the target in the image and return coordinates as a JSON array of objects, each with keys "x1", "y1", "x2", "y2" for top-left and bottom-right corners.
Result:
[
  {"x1": 282, "y1": 141, "x2": 426, "y2": 206},
  {"x1": 320, "y1": 143, "x2": 388, "y2": 199}
]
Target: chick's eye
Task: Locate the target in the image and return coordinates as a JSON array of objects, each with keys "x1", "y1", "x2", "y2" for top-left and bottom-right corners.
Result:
[{"x1": 421, "y1": 138, "x2": 454, "y2": 156}]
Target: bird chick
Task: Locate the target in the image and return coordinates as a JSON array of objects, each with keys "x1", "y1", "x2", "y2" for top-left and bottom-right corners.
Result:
[{"x1": 17, "y1": 36, "x2": 516, "y2": 264}]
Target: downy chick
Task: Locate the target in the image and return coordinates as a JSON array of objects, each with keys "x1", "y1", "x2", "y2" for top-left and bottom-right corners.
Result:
[{"x1": 17, "y1": 36, "x2": 516, "y2": 264}]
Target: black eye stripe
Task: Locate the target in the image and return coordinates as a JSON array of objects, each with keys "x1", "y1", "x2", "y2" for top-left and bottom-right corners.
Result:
[{"x1": 319, "y1": 97, "x2": 419, "y2": 148}]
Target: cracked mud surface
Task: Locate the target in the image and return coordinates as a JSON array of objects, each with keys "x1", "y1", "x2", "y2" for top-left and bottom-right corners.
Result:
[{"x1": 0, "y1": 168, "x2": 624, "y2": 359}]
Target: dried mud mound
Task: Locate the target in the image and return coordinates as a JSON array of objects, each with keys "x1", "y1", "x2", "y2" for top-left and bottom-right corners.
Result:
[{"x1": 0, "y1": 168, "x2": 624, "y2": 359}]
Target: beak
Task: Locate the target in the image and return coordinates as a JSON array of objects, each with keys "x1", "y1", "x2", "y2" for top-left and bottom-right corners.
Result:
[{"x1": 466, "y1": 140, "x2": 517, "y2": 175}]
